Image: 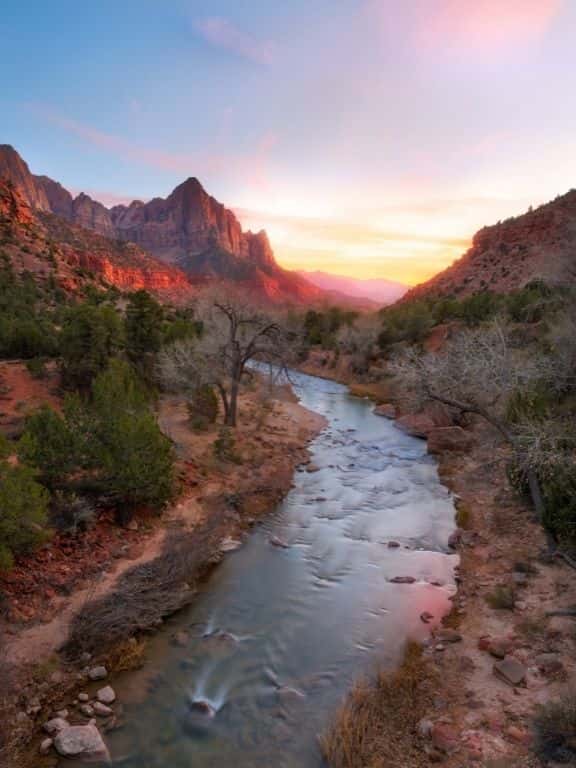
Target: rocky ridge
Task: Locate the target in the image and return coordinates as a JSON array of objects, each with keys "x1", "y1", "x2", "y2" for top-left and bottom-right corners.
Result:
[
  {"x1": 0, "y1": 144, "x2": 320, "y2": 304},
  {"x1": 404, "y1": 189, "x2": 576, "y2": 301}
]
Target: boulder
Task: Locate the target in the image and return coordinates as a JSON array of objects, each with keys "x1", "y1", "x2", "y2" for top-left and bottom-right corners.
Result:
[
  {"x1": 431, "y1": 723, "x2": 459, "y2": 753},
  {"x1": 420, "y1": 611, "x2": 434, "y2": 624},
  {"x1": 43, "y1": 717, "x2": 69, "y2": 735},
  {"x1": 87, "y1": 665, "x2": 108, "y2": 681},
  {"x1": 188, "y1": 699, "x2": 215, "y2": 717},
  {"x1": 394, "y1": 414, "x2": 435, "y2": 439},
  {"x1": 79, "y1": 704, "x2": 95, "y2": 717},
  {"x1": 54, "y1": 724, "x2": 110, "y2": 762},
  {"x1": 96, "y1": 686, "x2": 116, "y2": 705},
  {"x1": 373, "y1": 403, "x2": 396, "y2": 419},
  {"x1": 387, "y1": 540, "x2": 401, "y2": 548},
  {"x1": 493, "y1": 657, "x2": 526, "y2": 687},
  {"x1": 389, "y1": 576, "x2": 416, "y2": 584},
  {"x1": 487, "y1": 637, "x2": 514, "y2": 659},
  {"x1": 427, "y1": 427, "x2": 473, "y2": 455}
]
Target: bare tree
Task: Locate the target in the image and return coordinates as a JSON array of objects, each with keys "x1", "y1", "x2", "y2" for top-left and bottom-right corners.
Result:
[
  {"x1": 159, "y1": 291, "x2": 294, "y2": 427},
  {"x1": 390, "y1": 320, "x2": 550, "y2": 520}
]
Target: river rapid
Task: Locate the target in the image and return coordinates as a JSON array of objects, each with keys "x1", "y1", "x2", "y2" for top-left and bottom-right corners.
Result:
[{"x1": 101, "y1": 371, "x2": 458, "y2": 767}]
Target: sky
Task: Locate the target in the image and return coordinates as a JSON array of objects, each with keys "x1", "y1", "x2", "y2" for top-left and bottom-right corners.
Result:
[{"x1": 2, "y1": 0, "x2": 576, "y2": 285}]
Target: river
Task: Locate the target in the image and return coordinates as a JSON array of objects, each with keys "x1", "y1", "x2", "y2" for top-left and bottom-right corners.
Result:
[{"x1": 102, "y1": 371, "x2": 458, "y2": 767}]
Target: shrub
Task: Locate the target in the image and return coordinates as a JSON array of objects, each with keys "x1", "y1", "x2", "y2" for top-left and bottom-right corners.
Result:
[
  {"x1": 0, "y1": 460, "x2": 49, "y2": 570},
  {"x1": 320, "y1": 642, "x2": 435, "y2": 768},
  {"x1": 533, "y1": 690, "x2": 576, "y2": 763},
  {"x1": 187, "y1": 384, "x2": 219, "y2": 430},
  {"x1": 19, "y1": 406, "x2": 76, "y2": 488},
  {"x1": 486, "y1": 585, "x2": 516, "y2": 610},
  {"x1": 25, "y1": 357, "x2": 47, "y2": 379},
  {"x1": 60, "y1": 303, "x2": 123, "y2": 390}
]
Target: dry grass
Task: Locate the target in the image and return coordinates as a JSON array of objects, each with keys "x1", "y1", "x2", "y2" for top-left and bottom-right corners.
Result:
[
  {"x1": 455, "y1": 502, "x2": 472, "y2": 529},
  {"x1": 62, "y1": 504, "x2": 231, "y2": 659},
  {"x1": 486, "y1": 584, "x2": 516, "y2": 610},
  {"x1": 320, "y1": 642, "x2": 435, "y2": 768},
  {"x1": 533, "y1": 689, "x2": 576, "y2": 763},
  {"x1": 348, "y1": 381, "x2": 395, "y2": 403}
]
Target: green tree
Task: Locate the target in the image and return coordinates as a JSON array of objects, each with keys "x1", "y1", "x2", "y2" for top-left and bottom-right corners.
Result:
[
  {"x1": 0, "y1": 458, "x2": 49, "y2": 570},
  {"x1": 91, "y1": 360, "x2": 175, "y2": 521},
  {"x1": 60, "y1": 303, "x2": 123, "y2": 389},
  {"x1": 19, "y1": 406, "x2": 76, "y2": 488},
  {"x1": 125, "y1": 290, "x2": 164, "y2": 377}
]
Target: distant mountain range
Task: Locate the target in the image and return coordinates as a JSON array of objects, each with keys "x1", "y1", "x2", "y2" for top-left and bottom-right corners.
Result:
[{"x1": 298, "y1": 270, "x2": 408, "y2": 306}]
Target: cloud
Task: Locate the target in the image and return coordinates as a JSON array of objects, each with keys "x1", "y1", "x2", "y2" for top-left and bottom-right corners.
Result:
[
  {"x1": 415, "y1": 0, "x2": 563, "y2": 51},
  {"x1": 195, "y1": 17, "x2": 274, "y2": 64},
  {"x1": 26, "y1": 104, "x2": 278, "y2": 192}
]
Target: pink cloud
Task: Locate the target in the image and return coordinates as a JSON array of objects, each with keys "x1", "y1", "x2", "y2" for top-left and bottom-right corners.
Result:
[
  {"x1": 416, "y1": 0, "x2": 563, "y2": 50},
  {"x1": 27, "y1": 104, "x2": 278, "y2": 194},
  {"x1": 195, "y1": 17, "x2": 274, "y2": 64}
]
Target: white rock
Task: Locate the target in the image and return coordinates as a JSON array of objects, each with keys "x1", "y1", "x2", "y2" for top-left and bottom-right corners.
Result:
[
  {"x1": 54, "y1": 724, "x2": 110, "y2": 762},
  {"x1": 93, "y1": 702, "x2": 113, "y2": 717},
  {"x1": 43, "y1": 717, "x2": 69, "y2": 735},
  {"x1": 78, "y1": 692, "x2": 90, "y2": 703},
  {"x1": 39, "y1": 737, "x2": 53, "y2": 755},
  {"x1": 96, "y1": 685, "x2": 116, "y2": 705}
]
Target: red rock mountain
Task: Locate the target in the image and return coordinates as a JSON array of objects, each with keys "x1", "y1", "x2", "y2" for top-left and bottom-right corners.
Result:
[
  {"x1": 405, "y1": 190, "x2": 576, "y2": 301},
  {"x1": 0, "y1": 145, "x2": 320, "y2": 304},
  {"x1": 0, "y1": 177, "x2": 193, "y2": 302}
]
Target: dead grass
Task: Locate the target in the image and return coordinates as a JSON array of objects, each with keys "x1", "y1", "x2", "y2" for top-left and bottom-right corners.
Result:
[
  {"x1": 62, "y1": 504, "x2": 232, "y2": 659},
  {"x1": 533, "y1": 689, "x2": 576, "y2": 764},
  {"x1": 348, "y1": 381, "x2": 395, "y2": 403},
  {"x1": 455, "y1": 502, "x2": 472, "y2": 529},
  {"x1": 320, "y1": 642, "x2": 435, "y2": 768}
]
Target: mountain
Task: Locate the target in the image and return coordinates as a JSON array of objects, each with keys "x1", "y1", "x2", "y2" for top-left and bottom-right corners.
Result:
[
  {"x1": 0, "y1": 144, "x2": 321, "y2": 304},
  {"x1": 404, "y1": 190, "x2": 576, "y2": 302},
  {"x1": 0, "y1": 177, "x2": 193, "y2": 301},
  {"x1": 298, "y1": 270, "x2": 408, "y2": 306}
]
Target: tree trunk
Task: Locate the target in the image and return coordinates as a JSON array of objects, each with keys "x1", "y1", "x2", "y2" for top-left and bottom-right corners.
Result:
[{"x1": 226, "y1": 378, "x2": 239, "y2": 427}]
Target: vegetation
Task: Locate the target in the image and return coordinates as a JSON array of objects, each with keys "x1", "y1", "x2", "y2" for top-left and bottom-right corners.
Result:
[
  {"x1": 20, "y1": 360, "x2": 175, "y2": 524},
  {"x1": 321, "y1": 642, "x2": 435, "y2": 768},
  {"x1": 0, "y1": 436, "x2": 49, "y2": 570},
  {"x1": 533, "y1": 690, "x2": 576, "y2": 764}
]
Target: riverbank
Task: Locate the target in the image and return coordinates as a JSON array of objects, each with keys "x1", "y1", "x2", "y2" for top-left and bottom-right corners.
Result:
[
  {"x1": 0, "y1": 379, "x2": 325, "y2": 767},
  {"x1": 321, "y1": 376, "x2": 576, "y2": 766}
]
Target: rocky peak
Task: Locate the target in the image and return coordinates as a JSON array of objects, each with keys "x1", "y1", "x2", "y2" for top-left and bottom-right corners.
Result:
[{"x1": 0, "y1": 144, "x2": 50, "y2": 211}]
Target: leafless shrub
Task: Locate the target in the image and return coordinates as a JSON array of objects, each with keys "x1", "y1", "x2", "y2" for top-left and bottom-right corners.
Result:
[{"x1": 62, "y1": 504, "x2": 232, "y2": 659}]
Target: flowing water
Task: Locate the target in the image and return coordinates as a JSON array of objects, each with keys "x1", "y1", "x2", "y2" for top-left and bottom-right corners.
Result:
[{"x1": 100, "y1": 371, "x2": 458, "y2": 767}]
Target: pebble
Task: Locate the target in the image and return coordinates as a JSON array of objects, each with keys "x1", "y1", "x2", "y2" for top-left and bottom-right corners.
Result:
[
  {"x1": 87, "y1": 665, "x2": 108, "y2": 681},
  {"x1": 93, "y1": 702, "x2": 113, "y2": 717},
  {"x1": 79, "y1": 704, "x2": 94, "y2": 717},
  {"x1": 43, "y1": 717, "x2": 69, "y2": 735},
  {"x1": 78, "y1": 693, "x2": 90, "y2": 703}
]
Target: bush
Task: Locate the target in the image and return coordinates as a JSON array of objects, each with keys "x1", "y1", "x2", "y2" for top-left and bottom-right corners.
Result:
[
  {"x1": 19, "y1": 406, "x2": 76, "y2": 488},
  {"x1": 25, "y1": 357, "x2": 47, "y2": 379},
  {"x1": 0, "y1": 459, "x2": 49, "y2": 570},
  {"x1": 60, "y1": 303, "x2": 123, "y2": 390},
  {"x1": 486, "y1": 585, "x2": 516, "y2": 610},
  {"x1": 533, "y1": 690, "x2": 576, "y2": 763},
  {"x1": 187, "y1": 385, "x2": 219, "y2": 430}
]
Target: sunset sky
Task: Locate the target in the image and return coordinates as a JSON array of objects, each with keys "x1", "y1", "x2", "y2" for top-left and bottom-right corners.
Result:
[{"x1": 2, "y1": 1, "x2": 576, "y2": 284}]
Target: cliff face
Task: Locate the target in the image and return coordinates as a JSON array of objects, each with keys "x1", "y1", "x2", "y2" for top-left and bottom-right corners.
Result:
[
  {"x1": 0, "y1": 145, "x2": 319, "y2": 304},
  {"x1": 405, "y1": 190, "x2": 576, "y2": 301},
  {"x1": 0, "y1": 177, "x2": 194, "y2": 302}
]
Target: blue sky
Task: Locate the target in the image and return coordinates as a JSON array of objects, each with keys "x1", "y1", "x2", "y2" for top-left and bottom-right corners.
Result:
[{"x1": 2, "y1": 0, "x2": 576, "y2": 283}]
